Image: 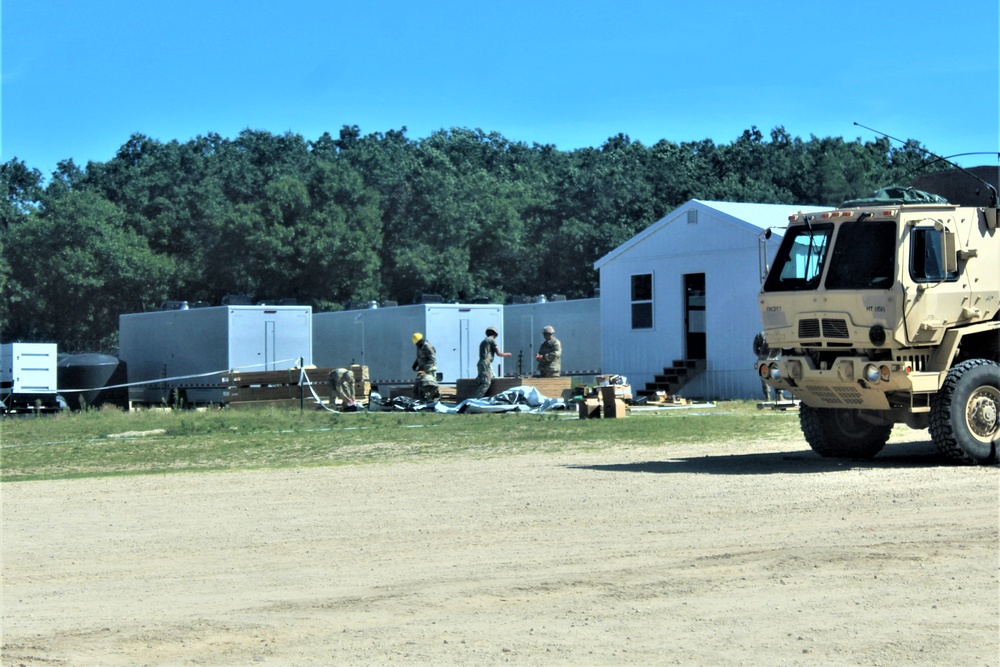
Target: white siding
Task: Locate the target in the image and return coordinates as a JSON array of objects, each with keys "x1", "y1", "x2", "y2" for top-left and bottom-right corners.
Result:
[{"x1": 596, "y1": 200, "x2": 829, "y2": 400}]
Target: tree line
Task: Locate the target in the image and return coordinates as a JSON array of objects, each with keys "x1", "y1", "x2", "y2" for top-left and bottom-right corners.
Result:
[{"x1": 1, "y1": 125, "x2": 934, "y2": 353}]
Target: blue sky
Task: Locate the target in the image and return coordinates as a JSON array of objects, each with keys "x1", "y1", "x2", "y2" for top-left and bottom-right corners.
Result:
[{"x1": 3, "y1": 0, "x2": 998, "y2": 179}]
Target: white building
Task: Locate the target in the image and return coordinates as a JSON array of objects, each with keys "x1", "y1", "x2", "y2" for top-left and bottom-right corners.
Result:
[{"x1": 593, "y1": 200, "x2": 831, "y2": 400}]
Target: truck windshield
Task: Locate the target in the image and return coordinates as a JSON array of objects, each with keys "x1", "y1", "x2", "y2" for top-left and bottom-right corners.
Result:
[
  {"x1": 824, "y1": 220, "x2": 896, "y2": 289},
  {"x1": 763, "y1": 223, "x2": 833, "y2": 292}
]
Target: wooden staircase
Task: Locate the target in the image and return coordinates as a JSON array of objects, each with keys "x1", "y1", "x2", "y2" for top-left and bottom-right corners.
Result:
[{"x1": 636, "y1": 359, "x2": 706, "y2": 399}]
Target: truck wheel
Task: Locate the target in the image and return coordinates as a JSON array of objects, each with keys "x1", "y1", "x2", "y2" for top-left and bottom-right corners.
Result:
[
  {"x1": 929, "y1": 359, "x2": 1000, "y2": 465},
  {"x1": 799, "y1": 404, "x2": 892, "y2": 459}
]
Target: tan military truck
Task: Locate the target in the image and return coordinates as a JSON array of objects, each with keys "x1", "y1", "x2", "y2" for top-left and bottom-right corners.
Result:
[{"x1": 755, "y1": 183, "x2": 999, "y2": 464}]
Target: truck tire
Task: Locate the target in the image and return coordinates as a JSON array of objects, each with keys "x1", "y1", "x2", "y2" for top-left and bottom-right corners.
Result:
[
  {"x1": 799, "y1": 404, "x2": 892, "y2": 459},
  {"x1": 929, "y1": 359, "x2": 999, "y2": 465}
]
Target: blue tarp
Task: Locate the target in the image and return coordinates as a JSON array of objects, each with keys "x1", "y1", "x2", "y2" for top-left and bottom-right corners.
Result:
[{"x1": 368, "y1": 385, "x2": 569, "y2": 414}]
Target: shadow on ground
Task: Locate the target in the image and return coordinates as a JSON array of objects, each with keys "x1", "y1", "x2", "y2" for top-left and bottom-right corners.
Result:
[{"x1": 567, "y1": 439, "x2": 983, "y2": 475}]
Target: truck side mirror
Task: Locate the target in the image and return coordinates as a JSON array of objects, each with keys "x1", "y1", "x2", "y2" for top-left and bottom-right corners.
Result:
[
  {"x1": 985, "y1": 207, "x2": 999, "y2": 231},
  {"x1": 942, "y1": 229, "x2": 958, "y2": 275},
  {"x1": 932, "y1": 221, "x2": 958, "y2": 277}
]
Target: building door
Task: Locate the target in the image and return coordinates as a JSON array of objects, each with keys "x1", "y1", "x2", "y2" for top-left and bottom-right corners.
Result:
[{"x1": 684, "y1": 273, "x2": 706, "y2": 360}]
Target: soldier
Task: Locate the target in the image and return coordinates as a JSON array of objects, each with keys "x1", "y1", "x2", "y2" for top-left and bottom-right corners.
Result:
[
  {"x1": 535, "y1": 325, "x2": 562, "y2": 377},
  {"x1": 327, "y1": 367, "x2": 356, "y2": 409},
  {"x1": 474, "y1": 326, "x2": 512, "y2": 399},
  {"x1": 411, "y1": 333, "x2": 439, "y2": 400},
  {"x1": 414, "y1": 371, "x2": 441, "y2": 401}
]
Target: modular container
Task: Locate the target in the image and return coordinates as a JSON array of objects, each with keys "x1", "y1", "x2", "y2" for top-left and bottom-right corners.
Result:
[
  {"x1": 313, "y1": 304, "x2": 504, "y2": 384},
  {"x1": 119, "y1": 305, "x2": 313, "y2": 404},
  {"x1": 502, "y1": 298, "x2": 602, "y2": 378}
]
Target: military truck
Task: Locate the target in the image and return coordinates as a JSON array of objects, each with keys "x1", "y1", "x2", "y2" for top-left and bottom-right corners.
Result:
[{"x1": 755, "y1": 180, "x2": 999, "y2": 465}]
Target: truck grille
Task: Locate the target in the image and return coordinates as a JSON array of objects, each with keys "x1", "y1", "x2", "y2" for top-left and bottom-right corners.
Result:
[
  {"x1": 822, "y1": 319, "x2": 849, "y2": 338},
  {"x1": 807, "y1": 385, "x2": 865, "y2": 406},
  {"x1": 798, "y1": 318, "x2": 849, "y2": 340},
  {"x1": 799, "y1": 319, "x2": 821, "y2": 339}
]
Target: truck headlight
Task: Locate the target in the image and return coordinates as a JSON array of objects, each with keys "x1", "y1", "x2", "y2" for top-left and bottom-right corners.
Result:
[
  {"x1": 769, "y1": 363, "x2": 781, "y2": 381},
  {"x1": 863, "y1": 364, "x2": 880, "y2": 383}
]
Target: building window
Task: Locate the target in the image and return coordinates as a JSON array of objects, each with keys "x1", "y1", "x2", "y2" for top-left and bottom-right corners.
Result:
[{"x1": 631, "y1": 273, "x2": 653, "y2": 329}]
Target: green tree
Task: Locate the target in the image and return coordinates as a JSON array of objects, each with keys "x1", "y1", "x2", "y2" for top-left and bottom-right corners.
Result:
[
  {"x1": 1, "y1": 189, "x2": 174, "y2": 351},
  {"x1": 1, "y1": 158, "x2": 43, "y2": 229}
]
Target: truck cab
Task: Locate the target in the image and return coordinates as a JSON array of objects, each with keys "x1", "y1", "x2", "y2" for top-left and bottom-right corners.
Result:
[{"x1": 756, "y1": 187, "x2": 1000, "y2": 464}]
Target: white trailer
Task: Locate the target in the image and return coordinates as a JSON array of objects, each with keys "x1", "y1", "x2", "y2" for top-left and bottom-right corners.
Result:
[
  {"x1": 119, "y1": 305, "x2": 313, "y2": 404},
  {"x1": 1, "y1": 342, "x2": 62, "y2": 413},
  {"x1": 313, "y1": 304, "x2": 504, "y2": 384},
  {"x1": 502, "y1": 298, "x2": 602, "y2": 378}
]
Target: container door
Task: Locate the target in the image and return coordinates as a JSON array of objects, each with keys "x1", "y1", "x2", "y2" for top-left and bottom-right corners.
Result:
[
  {"x1": 520, "y1": 315, "x2": 535, "y2": 376},
  {"x1": 264, "y1": 320, "x2": 276, "y2": 370},
  {"x1": 458, "y1": 318, "x2": 471, "y2": 379}
]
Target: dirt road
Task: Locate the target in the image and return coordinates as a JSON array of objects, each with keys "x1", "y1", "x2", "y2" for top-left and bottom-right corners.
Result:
[{"x1": 2, "y1": 433, "x2": 998, "y2": 666}]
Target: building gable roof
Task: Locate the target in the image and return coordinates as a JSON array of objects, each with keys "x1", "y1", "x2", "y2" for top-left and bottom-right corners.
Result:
[{"x1": 593, "y1": 199, "x2": 832, "y2": 269}]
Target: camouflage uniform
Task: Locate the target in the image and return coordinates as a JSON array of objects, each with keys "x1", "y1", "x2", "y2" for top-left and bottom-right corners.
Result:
[
  {"x1": 536, "y1": 335, "x2": 562, "y2": 377},
  {"x1": 412, "y1": 339, "x2": 438, "y2": 399},
  {"x1": 327, "y1": 368, "x2": 356, "y2": 406},
  {"x1": 414, "y1": 372, "x2": 440, "y2": 401},
  {"x1": 474, "y1": 336, "x2": 500, "y2": 399},
  {"x1": 413, "y1": 340, "x2": 437, "y2": 374}
]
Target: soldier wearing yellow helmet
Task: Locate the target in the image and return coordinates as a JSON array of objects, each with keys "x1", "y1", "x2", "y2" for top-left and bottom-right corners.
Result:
[{"x1": 411, "y1": 332, "x2": 439, "y2": 401}]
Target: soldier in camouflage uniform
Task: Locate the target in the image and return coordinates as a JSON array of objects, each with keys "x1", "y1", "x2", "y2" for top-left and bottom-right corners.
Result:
[
  {"x1": 535, "y1": 325, "x2": 562, "y2": 377},
  {"x1": 474, "y1": 326, "x2": 512, "y2": 399},
  {"x1": 327, "y1": 367, "x2": 356, "y2": 408},
  {"x1": 411, "y1": 333, "x2": 439, "y2": 400}
]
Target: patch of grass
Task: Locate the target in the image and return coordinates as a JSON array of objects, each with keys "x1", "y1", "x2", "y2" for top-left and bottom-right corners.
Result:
[{"x1": 0, "y1": 402, "x2": 801, "y2": 482}]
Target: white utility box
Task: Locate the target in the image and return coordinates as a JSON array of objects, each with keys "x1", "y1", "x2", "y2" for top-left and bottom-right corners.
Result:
[{"x1": 1, "y1": 342, "x2": 62, "y2": 412}]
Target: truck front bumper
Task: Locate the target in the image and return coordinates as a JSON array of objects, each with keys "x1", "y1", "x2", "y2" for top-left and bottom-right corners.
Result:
[{"x1": 756, "y1": 355, "x2": 945, "y2": 411}]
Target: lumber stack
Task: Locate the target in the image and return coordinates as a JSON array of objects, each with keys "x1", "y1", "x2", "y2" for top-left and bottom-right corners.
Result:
[{"x1": 222, "y1": 365, "x2": 369, "y2": 409}]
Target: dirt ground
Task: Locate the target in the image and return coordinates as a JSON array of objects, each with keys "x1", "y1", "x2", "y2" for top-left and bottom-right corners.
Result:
[{"x1": 2, "y1": 431, "x2": 998, "y2": 666}]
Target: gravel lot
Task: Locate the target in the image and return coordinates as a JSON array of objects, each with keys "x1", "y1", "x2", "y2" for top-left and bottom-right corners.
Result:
[{"x1": 2, "y1": 431, "x2": 998, "y2": 666}]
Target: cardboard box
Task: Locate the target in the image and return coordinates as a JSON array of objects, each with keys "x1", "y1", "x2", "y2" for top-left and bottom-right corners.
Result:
[
  {"x1": 599, "y1": 385, "x2": 632, "y2": 403},
  {"x1": 578, "y1": 399, "x2": 601, "y2": 419},
  {"x1": 603, "y1": 398, "x2": 628, "y2": 419}
]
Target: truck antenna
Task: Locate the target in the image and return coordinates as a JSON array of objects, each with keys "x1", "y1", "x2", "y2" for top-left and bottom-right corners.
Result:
[{"x1": 853, "y1": 122, "x2": 999, "y2": 207}]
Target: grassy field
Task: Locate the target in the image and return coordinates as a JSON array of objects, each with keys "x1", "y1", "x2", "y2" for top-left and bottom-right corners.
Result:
[{"x1": 0, "y1": 402, "x2": 801, "y2": 482}]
